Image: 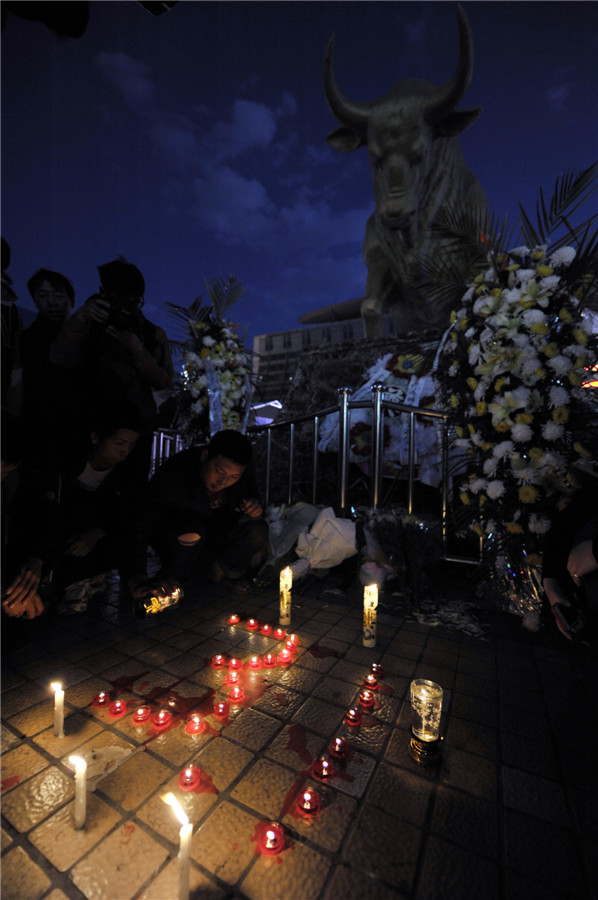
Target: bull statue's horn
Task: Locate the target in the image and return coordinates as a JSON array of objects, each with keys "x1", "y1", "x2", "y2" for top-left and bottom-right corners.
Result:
[
  {"x1": 323, "y1": 33, "x2": 372, "y2": 131},
  {"x1": 425, "y1": 4, "x2": 475, "y2": 124}
]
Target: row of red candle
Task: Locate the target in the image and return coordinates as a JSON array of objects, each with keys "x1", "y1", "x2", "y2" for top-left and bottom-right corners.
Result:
[
  {"x1": 94, "y1": 696, "x2": 231, "y2": 728},
  {"x1": 211, "y1": 644, "x2": 297, "y2": 671}
]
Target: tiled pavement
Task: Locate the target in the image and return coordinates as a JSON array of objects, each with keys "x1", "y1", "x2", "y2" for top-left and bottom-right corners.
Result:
[{"x1": 1, "y1": 566, "x2": 597, "y2": 900}]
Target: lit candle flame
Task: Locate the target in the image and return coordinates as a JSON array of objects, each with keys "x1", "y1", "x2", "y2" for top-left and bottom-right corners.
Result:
[
  {"x1": 51, "y1": 681, "x2": 62, "y2": 693},
  {"x1": 162, "y1": 792, "x2": 189, "y2": 827}
]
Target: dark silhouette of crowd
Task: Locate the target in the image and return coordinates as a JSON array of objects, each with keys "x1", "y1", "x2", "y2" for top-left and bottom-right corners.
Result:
[{"x1": 2, "y1": 242, "x2": 175, "y2": 625}]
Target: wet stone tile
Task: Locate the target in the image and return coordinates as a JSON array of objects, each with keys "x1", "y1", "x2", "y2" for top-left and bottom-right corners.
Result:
[
  {"x1": 340, "y1": 719, "x2": 391, "y2": 758},
  {"x1": 328, "y1": 659, "x2": 371, "y2": 685},
  {"x1": 54, "y1": 676, "x2": 111, "y2": 709},
  {"x1": 96, "y1": 751, "x2": 172, "y2": 811},
  {"x1": 264, "y1": 723, "x2": 322, "y2": 771},
  {"x1": 191, "y1": 800, "x2": 259, "y2": 883},
  {"x1": 283, "y1": 778, "x2": 358, "y2": 853},
  {"x1": 440, "y1": 746, "x2": 497, "y2": 801},
  {"x1": 265, "y1": 664, "x2": 322, "y2": 694},
  {"x1": 1, "y1": 724, "x2": 23, "y2": 753},
  {"x1": 1, "y1": 826, "x2": 13, "y2": 851},
  {"x1": 223, "y1": 708, "x2": 282, "y2": 751},
  {"x1": 343, "y1": 803, "x2": 423, "y2": 893},
  {"x1": 295, "y1": 651, "x2": 343, "y2": 674},
  {"x1": 1, "y1": 682, "x2": 48, "y2": 719},
  {"x1": 384, "y1": 727, "x2": 440, "y2": 780},
  {"x1": 431, "y1": 784, "x2": 499, "y2": 859},
  {"x1": 139, "y1": 718, "x2": 216, "y2": 767},
  {"x1": 231, "y1": 758, "x2": 299, "y2": 820},
  {"x1": 445, "y1": 716, "x2": 498, "y2": 760},
  {"x1": 111, "y1": 635, "x2": 158, "y2": 656},
  {"x1": 0, "y1": 846, "x2": 52, "y2": 900},
  {"x1": 292, "y1": 697, "x2": 345, "y2": 737},
  {"x1": 7, "y1": 700, "x2": 65, "y2": 738},
  {"x1": 1, "y1": 744, "x2": 48, "y2": 793},
  {"x1": 367, "y1": 762, "x2": 433, "y2": 827},
  {"x1": 71, "y1": 820, "x2": 170, "y2": 900},
  {"x1": 378, "y1": 652, "x2": 417, "y2": 679},
  {"x1": 241, "y1": 839, "x2": 331, "y2": 900},
  {"x1": 194, "y1": 736, "x2": 254, "y2": 790},
  {"x1": 139, "y1": 856, "x2": 223, "y2": 900},
  {"x1": 1, "y1": 765, "x2": 74, "y2": 832},
  {"x1": 77, "y1": 648, "x2": 131, "y2": 673},
  {"x1": 502, "y1": 765, "x2": 569, "y2": 826},
  {"x1": 311, "y1": 676, "x2": 358, "y2": 708},
  {"x1": 326, "y1": 748, "x2": 376, "y2": 799},
  {"x1": 323, "y1": 862, "x2": 407, "y2": 900},
  {"x1": 29, "y1": 793, "x2": 122, "y2": 871},
  {"x1": 32, "y1": 713, "x2": 103, "y2": 758},
  {"x1": 253, "y1": 684, "x2": 305, "y2": 721},
  {"x1": 419, "y1": 836, "x2": 500, "y2": 899}
]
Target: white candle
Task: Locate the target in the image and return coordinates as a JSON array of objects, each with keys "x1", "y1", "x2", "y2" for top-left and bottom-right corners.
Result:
[
  {"x1": 69, "y1": 755, "x2": 87, "y2": 829},
  {"x1": 163, "y1": 793, "x2": 191, "y2": 900},
  {"x1": 363, "y1": 584, "x2": 378, "y2": 648},
  {"x1": 279, "y1": 566, "x2": 292, "y2": 625},
  {"x1": 51, "y1": 681, "x2": 64, "y2": 738}
]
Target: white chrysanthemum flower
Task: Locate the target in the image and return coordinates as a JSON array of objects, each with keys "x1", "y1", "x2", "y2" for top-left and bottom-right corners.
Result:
[
  {"x1": 448, "y1": 363, "x2": 459, "y2": 377},
  {"x1": 522, "y1": 308, "x2": 546, "y2": 326},
  {"x1": 547, "y1": 354, "x2": 572, "y2": 375},
  {"x1": 485, "y1": 520, "x2": 498, "y2": 534},
  {"x1": 196, "y1": 375, "x2": 208, "y2": 388},
  {"x1": 486, "y1": 480, "x2": 506, "y2": 499},
  {"x1": 469, "y1": 478, "x2": 487, "y2": 494},
  {"x1": 493, "y1": 440, "x2": 514, "y2": 459},
  {"x1": 468, "y1": 345, "x2": 482, "y2": 366},
  {"x1": 514, "y1": 268, "x2": 535, "y2": 284},
  {"x1": 528, "y1": 514, "x2": 551, "y2": 534},
  {"x1": 520, "y1": 356, "x2": 542, "y2": 378},
  {"x1": 539, "y1": 275, "x2": 560, "y2": 291},
  {"x1": 203, "y1": 336, "x2": 216, "y2": 347},
  {"x1": 549, "y1": 246, "x2": 576, "y2": 267},
  {"x1": 511, "y1": 423, "x2": 533, "y2": 442},
  {"x1": 211, "y1": 357, "x2": 225, "y2": 368},
  {"x1": 543, "y1": 450, "x2": 566, "y2": 470},
  {"x1": 503, "y1": 287, "x2": 523, "y2": 304},
  {"x1": 512, "y1": 332, "x2": 530, "y2": 350},
  {"x1": 474, "y1": 382, "x2": 486, "y2": 401},
  {"x1": 580, "y1": 313, "x2": 595, "y2": 334},
  {"x1": 512, "y1": 466, "x2": 539, "y2": 484},
  {"x1": 541, "y1": 421, "x2": 564, "y2": 441},
  {"x1": 549, "y1": 385, "x2": 569, "y2": 408},
  {"x1": 465, "y1": 327, "x2": 477, "y2": 339},
  {"x1": 483, "y1": 457, "x2": 499, "y2": 476},
  {"x1": 191, "y1": 399, "x2": 205, "y2": 414},
  {"x1": 510, "y1": 246, "x2": 530, "y2": 259},
  {"x1": 470, "y1": 431, "x2": 485, "y2": 447}
]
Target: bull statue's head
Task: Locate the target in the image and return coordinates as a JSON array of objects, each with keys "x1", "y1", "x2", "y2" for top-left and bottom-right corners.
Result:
[{"x1": 320, "y1": 3, "x2": 487, "y2": 336}]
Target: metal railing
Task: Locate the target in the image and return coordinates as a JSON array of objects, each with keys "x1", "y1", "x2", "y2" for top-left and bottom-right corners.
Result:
[{"x1": 247, "y1": 383, "x2": 480, "y2": 565}]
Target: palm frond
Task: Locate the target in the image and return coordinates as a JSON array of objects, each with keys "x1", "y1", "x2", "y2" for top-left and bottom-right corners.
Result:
[
  {"x1": 518, "y1": 161, "x2": 598, "y2": 248},
  {"x1": 204, "y1": 275, "x2": 245, "y2": 322}
]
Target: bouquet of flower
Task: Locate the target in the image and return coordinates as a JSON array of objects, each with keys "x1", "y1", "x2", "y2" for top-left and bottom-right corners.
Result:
[
  {"x1": 437, "y1": 241, "x2": 597, "y2": 560},
  {"x1": 167, "y1": 276, "x2": 253, "y2": 446}
]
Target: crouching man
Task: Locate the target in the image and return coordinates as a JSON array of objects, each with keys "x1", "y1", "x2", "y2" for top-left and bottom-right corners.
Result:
[{"x1": 124, "y1": 430, "x2": 269, "y2": 602}]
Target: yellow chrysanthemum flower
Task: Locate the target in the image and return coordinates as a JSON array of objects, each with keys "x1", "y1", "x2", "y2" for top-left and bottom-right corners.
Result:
[
  {"x1": 475, "y1": 401, "x2": 487, "y2": 415},
  {"x1": 536, "y1": 265, "x2": 554, "y2": 277},
  {"x1": 515, "y1": 413, "x2": 533, "y2": 425},
  {"x1": 455, "y1": 426, "x2": 464, "y2": 438},
  {"x1": 558, "y1": 307, "x2": 573, "y2": 323},
  {"x1": 494, "y1": 421, "x2": 511, "y2": 433},
  {"x1": 450, "y1": 394, "x2": 460, "y2": 408},
  {"x1": 472, "y1": 522, "x2": 484, "y2": 536},
  {"x1": 573, "y1": 328, "x2": 588, "y2": 346},
  {"x1": 450, "y1": 309, "x2": 457, "y2": 324},
  {"x1": 528, "y1": 447, "x2": 544, "y2": 461},
  {"x1": 506, "y1": 522, "x2": 524, "y2": 534},
  {"x1": 573, "y1": 442, "x2": 592, "y2": 459},
  {"x1": 519, "y1": 485, "x2": 539, "y2": 504},
  {"x1": 530, "y1": 322, "x2": 549, "y2": 335},
  {"x1": 541, "y1": 342, "x2": 559, "y2": 358},
  {"x1": 460, "y1": 492, "x2": 470, "y2": 505},
  {"x1": 494, "y1": 377, "x2": 507, "y2": 392},
  {"x1": 552, "y1": 407, "x2": 569, "y2": 425},
  {"x1": 568, "y1": 371, "x2": 583, "y2": 387},
  {"x1": 467, "y1": 377, "x2": 478, "y2": 390}
]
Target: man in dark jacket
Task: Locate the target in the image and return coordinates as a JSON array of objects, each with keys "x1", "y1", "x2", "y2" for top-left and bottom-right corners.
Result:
[{"x1": 124, "y1": 430, "x2": 269, "y2": 599}]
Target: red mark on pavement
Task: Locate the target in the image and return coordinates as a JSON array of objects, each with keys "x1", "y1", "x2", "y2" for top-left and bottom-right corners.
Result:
[
  {"x1": 190, "y1": 769, "x2": 218, "y2": 796},
  {"x1": 1, "y1": 776, "x2": 20, "y2": 792},
  {"x1": 121, "y1": 823, "x2": 136, "y2": 844},
  {"x1": 308, "y1": 643, "x2": 344, "y2": 659},
  {"x1": 285, "y1": 724, "x2": 312, "y2": 767}
]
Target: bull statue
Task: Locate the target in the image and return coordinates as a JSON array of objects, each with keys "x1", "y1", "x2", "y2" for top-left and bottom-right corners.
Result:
[{"x1": 303, "y1": 4, "x2": 487, "y2": 337}]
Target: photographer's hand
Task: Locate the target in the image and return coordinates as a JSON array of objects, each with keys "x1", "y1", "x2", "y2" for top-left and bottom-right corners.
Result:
[
  {"x1": 83, "y1": 294, "x2": 111, "y2": 325},
  {"x1": 105, "y1": 327, "x2": 144, "y2": 355}
]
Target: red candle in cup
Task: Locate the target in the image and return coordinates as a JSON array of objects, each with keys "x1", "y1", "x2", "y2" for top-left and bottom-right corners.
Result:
[
  {"x1": 345, "y1": 707, "x2": 362, "y2": 726},
  {"x1": 225, "y1": 670, "x2": 240, "y2": 685},
  {"x1": 313, "y1": 755, "x2": 334, "y2": 780},
  {"x1": 359, "y1": 689, "x2": 375, "y2": 708},
  {"x1": 364, "y1": 673, "x2": 378, "y2": 690},
  {"x1": 228, "y1": 657, "x2": 242, "y2": 670},
  {"x1": 109, "y1": 699, "x2": 126, "y2": 717},
  {"x1": 179, "y1": 765, "x2": 200, "y2": 791},
  {"x1": 211, "y1": 654, "x2": 225, "y2": 668},
  {"x1": 273, "y1": 627, "x2": 285, "y2": 640},
  {"x1": 298, "y1": 787, "x2": 320, "y2": 815},
  {"x1": 228, "y1": 613, "x2": 240, "y2": 625},
  {"x1": 246, "y1": 618, "x2": 259, "y2": 631},
  {"x1": 278, "y1": 648, "x2": 292, "y2": 665},
  {"x1": 133, "y1": 705, "x2": 151, "y2": 723},
  {"x1": 213, "y1": 700, "x2": 229, "y2": 718},
  {"x1": 229, "y1": 685, "x2": 244, "y2": 702},
  {"x1": 153, "y1": 709, "x2": 173, "y2": 728},
  {"x1": 370, "y1": 662, "x2": 384, "y2": 678},
  {"x1": 94, "y1": 691, "x2": 109, "y2": 706},
  {"x1": 329, "y1": 736, "x2": 348, "y2": 758},
  {"x1": 287, "y1": 633, "x2": 299, "y2": 647},
  {"x1": 185, "y1": 713, "x2": 204, "y2": 734},
  {"x1": 258, "y1": 821, "x2": 285, "y2": 855},
  {"x1": 248, "y1": 655, "x2": 262, "y2": 670},
  {"x1": 263, "y1": 653, "x2": 276, "y2": 668},
  {"x1": 260, "y1": 623, "x2": 272, "y2": 636}
]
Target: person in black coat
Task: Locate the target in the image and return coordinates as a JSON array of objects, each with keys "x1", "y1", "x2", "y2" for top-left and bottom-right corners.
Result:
[{"x1": 124, "y1": 430, "x2": 269, "y2": 599}]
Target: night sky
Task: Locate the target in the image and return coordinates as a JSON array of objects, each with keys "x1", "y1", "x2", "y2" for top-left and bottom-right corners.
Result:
[{"x1": 2, "y1": 1, "x2": 597, "y2": 347}]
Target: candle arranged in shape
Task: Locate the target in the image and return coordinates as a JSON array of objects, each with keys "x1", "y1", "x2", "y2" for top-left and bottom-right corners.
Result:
[
  {"x1": 298, "y1": 787, "x2": 320, "y2": 815},
  {"x1": 69, "y1": 755, "x2": 87, "y2": 829},
  {"x1": 259, "y1": 821, "x2": 285, "y2": 855},
  {"x1": 51, "y1": 682, "x2": 64, "y2": 738},
  {"x1": 279, "y1": 566, "x2": 292, "y2": 625},
  {"x1": 179, "y1": 765, "x2": 201, "y2": 791},
  {"x1": 363, "y1": 583, "x2": 378, "y2": 648},
  {"x1": 134, "y1": 705, "x2": 151, "y2": 723},
  {"x1": 163, "y1": 793, "x2": 191, "y2": 900}
]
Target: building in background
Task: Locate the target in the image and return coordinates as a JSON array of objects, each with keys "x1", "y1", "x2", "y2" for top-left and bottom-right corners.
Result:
[{"x1": 252, "y1": 315, "x2": 397, "y2": 404}]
